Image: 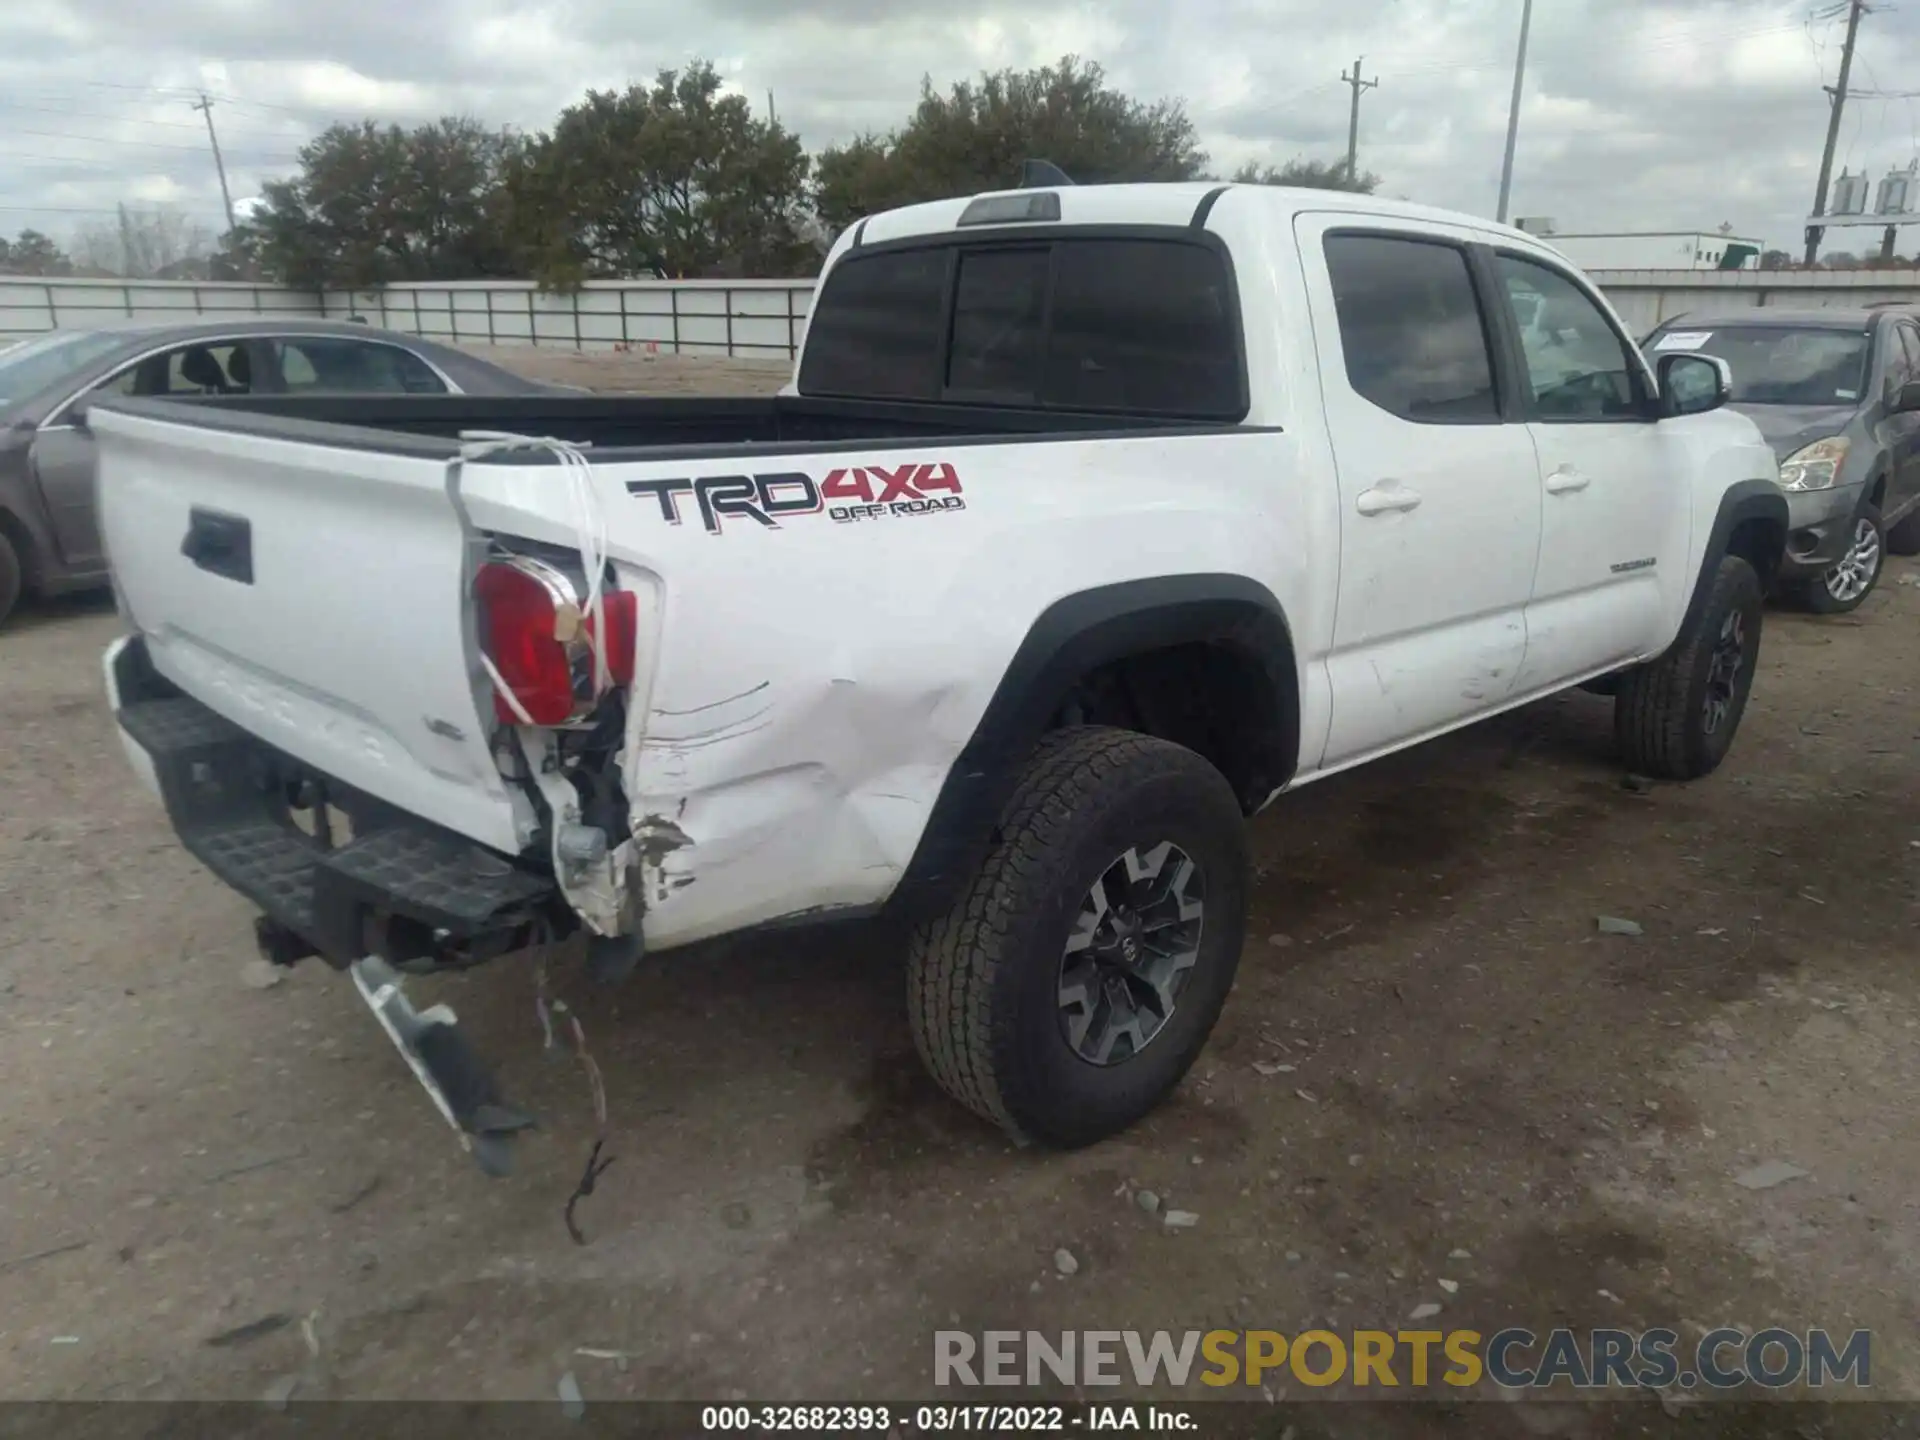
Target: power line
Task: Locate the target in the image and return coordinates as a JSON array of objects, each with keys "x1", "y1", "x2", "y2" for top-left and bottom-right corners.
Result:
[
  {"x1": 0, "y1": 203, "x2": 228, "y2": 216},
  {"x1": 0, "y1": 100, "x2": 306, "y2": 142},
  {"x1": 0, "y1": 126, "x2": 300, "y2": 160}
]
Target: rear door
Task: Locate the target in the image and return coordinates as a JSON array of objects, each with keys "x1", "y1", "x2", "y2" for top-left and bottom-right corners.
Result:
[
  {"x1": 1489, "y1": 250, "x2": 1679, "y2": 688},
  {"x1": 1294, "y1": 217, "x2": 1542, "y2": 768}
]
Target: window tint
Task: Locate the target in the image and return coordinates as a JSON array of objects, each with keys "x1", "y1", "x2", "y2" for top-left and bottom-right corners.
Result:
[
  {"x1": 798, "y1": 248, "x2": 950, "y2": 401},
  {"x1": 947, "y1": 248, "x2": 1049, "y2": 399},
  {"x1": 799, "y1": 236, "x2": 1244, "y2": 418},
  {"x1": 1497, "y1": 255, "x2": 1641, "y2": 419},
  {"x1": 1323, "y1": 234, "x2": 1498, "y2": 423},
  {"x1": 1043, "y1": 240, "x2": 1240, "y2": 417},
  {"x1": 273, "y1": 338, "x2": 447, "y2": 394}
]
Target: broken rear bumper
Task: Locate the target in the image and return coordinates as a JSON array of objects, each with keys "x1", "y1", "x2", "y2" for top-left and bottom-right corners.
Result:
[
  {"x1": 104, "y1": 632, "x2": 550, "y2": 1173},
  {"x1": 105, "y1": 634, "x2": 558, "y2": 970}
]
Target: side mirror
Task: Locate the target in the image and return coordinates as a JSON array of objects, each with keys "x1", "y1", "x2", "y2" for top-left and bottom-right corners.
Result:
[
  {"x1": 1893, "y1": 379, "x2": 1920, "y2": 414},
  {"x1": 1657, "y1": 352, "x2": 1731, "y2": 417}
]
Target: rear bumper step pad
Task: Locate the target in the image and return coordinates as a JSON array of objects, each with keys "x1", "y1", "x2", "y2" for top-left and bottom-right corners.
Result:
[{"x1": 116, "y1": 693, "x2": 553, "y2": 964}]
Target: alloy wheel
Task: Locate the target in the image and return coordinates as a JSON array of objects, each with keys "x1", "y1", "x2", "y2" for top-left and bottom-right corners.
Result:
[
  {"x1": 1057, "y1": 842, "x2": 1206, "y2": 1066},
  {"x1": 1823, "y1": 517, "x2": 1882, "y2": 604}
]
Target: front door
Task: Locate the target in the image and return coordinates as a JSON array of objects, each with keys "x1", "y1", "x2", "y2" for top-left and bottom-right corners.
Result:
[
  {"x1": 1295, "y1": 218, "x2": 1543, "y2": 769},
  {"x1": 1491, "y1": 251, "x2": 1684, "y2": 689},
  {"x1": 1883, "y1": 320, "x2": 1920, "y2": 522}
]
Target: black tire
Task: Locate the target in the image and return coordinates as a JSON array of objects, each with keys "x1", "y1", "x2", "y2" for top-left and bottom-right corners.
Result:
[
  {"x1": 0, "y1": 528, "x2": 21, "y2": 630},
  {"x1": 1614, "y1": 555, "x2": 1763, "y2": 781},
  {"x1": 1796, "y1": 503, "x2": 1884, "y2": 614},
  {"x1": 1886, "y1": 504, "x2": 1920, "y2": 557},
  {"x1": 906, "y1": 726, "x2": 1248, "y2": 1148}
]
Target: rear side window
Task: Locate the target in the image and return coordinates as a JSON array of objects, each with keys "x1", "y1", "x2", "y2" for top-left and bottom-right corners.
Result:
[
  {"x1": 274, "y1": 338, "x2": 448, "y2": 394},
  {"x1": 1323, "y1": 233, "x2": 1499, "y2": 423},
  {"x1": 800, "y1": 235, "x2": 1243, "y2": 419}
]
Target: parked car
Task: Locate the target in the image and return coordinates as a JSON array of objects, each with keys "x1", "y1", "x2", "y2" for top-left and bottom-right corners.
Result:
[
  {"x1": 91, "y1": 181, "x2": 1786, "y2": 1176},
  {"x1": 0, "y1": 319, "x2": 582, "y2": 626},
  {"x1": 1641, "y1": 309, "x2": 1920, "y2": 613}
]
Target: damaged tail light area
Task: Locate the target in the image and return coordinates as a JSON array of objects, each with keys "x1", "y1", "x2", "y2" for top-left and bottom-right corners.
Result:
[{"x1": 475, "y1": 554, "x2": 636, "y2": 726}]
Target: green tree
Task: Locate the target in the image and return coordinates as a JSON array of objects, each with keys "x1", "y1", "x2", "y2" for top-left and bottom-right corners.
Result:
[
  {"x1": 0, "y1": 229, "x2": 73, "y2": 277},
  {"x1": 505, "y1": 62, "x2": 815, "y2": 288},
  {"x1": 813, "y1": 56, "x2": 1207, "y2": 235},
  {"x1": 244, "y1": 116, "x2": 524, "y2": 289},
  {"x1": 1230, "y1": 158, "x2": 1379, "y2": 194}
]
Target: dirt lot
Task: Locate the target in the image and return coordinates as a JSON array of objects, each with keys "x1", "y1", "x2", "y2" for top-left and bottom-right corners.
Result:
[{"x1": 2, "y1": 355, "x2": 1917, "y2": 1434}]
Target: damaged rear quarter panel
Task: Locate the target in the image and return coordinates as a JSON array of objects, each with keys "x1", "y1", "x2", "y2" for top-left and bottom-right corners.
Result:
[{"x1": 459, "y1": 429, "x2": 1319, "y2": 953}]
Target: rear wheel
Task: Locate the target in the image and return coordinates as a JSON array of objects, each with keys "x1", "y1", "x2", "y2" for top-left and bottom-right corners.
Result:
[
  {"x1": 0, "y1": 529, "x2": 21, "y2": 629},
  {"x1": 906, "y1": 727, "x2": 1248, "y2": 1148},
  {"x1": 1614, "y1": 554, "x2": 1763, "y2": 780},
  {"x1": 1798, "y1": 505, "x2": 1884, "y2": 614}
]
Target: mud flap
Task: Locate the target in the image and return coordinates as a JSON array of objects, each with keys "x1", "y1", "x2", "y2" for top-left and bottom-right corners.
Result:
[{"x1": 348, "y1": 957, "x2": 536, "y2": 1177}]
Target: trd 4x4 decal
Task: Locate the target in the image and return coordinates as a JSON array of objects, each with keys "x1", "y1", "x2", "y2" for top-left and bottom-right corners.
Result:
[{"x1": 627, "y1": 462, "x2": 965, "y2": 534}]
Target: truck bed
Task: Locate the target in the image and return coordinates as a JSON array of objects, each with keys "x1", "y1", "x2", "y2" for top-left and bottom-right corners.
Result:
[{"x1": 146, "y1": 391, "x2": 1234, "y2": 459}]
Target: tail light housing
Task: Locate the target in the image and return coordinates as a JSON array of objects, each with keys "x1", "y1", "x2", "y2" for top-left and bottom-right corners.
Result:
[{"x1": 474, "y1": 555, "x2": 636, "y2": 726}]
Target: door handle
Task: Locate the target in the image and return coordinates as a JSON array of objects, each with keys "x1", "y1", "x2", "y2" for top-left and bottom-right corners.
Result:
[
  {"x1": 181, "y1": 506, "x2": 254, "y2": 585},
  {"x1": 1356, "y1": 483, "x2": 1423, "y2": 516},
  {"x1": 1544, "y1": 467, "x2": 1591, "y2": 495}
]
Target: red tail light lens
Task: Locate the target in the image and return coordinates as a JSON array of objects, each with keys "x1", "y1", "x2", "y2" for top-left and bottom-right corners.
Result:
[
  {"x1": 475, "y1": 559, "x2": 638, "y2": 726},
  {"x1": 584, "y1": 589, "x2": 637, "y2": 686}
]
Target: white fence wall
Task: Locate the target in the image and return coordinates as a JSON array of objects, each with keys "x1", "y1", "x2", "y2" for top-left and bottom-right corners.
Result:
[
  {"x1": 5, "y1": 269, "x2": 1919, "y2": 361},
  {"x1": 1588, "y1": 267, "x2": 1920, "y2": 334},
  {"x1": 0, "y1": 277, "x2": 816, "y2": 360}
]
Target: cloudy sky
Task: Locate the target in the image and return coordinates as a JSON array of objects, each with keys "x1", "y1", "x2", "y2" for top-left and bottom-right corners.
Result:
[{"x1": 3, "y1": 0, "x2": 1918, "y2": 258}]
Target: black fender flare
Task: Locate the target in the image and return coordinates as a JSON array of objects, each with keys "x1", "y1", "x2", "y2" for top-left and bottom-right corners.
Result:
[
  {"x1": 1678, "y1": 480, "x2": 1787, "y2": 637},
  {"x1": 889, "y1": 574, "x2": 1300, "y2": 920}
]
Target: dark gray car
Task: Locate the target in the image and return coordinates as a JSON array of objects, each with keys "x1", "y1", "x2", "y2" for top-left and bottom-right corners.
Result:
[
  {"x1": 1642, "y1": 307, "x2": 1920, "y2": 613},
  {"x1": 0, "y1": 318, "x2": 578, "y2": 626}
]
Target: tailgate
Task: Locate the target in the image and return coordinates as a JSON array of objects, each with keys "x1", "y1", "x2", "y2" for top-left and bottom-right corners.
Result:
[{"x1": 92, "y1": 403, "x2": 529, "y2": 854}]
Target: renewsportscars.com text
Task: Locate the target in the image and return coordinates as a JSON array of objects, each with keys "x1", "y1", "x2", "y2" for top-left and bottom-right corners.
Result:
[{"x1": 934, "y1": 1327, "x2": 1871, "y2": 1391}]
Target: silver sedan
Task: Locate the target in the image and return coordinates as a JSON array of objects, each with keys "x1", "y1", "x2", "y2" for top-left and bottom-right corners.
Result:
[{"x1": 0, "y1": 318, "x2": 579, "y2": 626}]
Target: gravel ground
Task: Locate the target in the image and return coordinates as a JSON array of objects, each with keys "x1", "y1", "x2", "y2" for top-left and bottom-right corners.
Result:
[{"x1": 1, "y1": 353, "x2": 1916, "y2": 1435}]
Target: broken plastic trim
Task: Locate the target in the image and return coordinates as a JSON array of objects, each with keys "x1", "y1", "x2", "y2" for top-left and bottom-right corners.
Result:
[{"x1": 349, "y1": 956, "x2": 535, "y2": 1176}]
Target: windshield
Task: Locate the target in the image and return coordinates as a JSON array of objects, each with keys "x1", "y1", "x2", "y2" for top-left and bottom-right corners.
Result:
[
  {"x1": 1648, "y1": 324, "x2": 1871, "y2": 406},
  {"x1": 0, "y1": 330, "x2": 128, "y2": 406}
]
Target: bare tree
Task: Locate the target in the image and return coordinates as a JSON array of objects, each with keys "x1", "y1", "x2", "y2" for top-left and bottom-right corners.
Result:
[{"x1": 69, "y1": 205, "x2": 217, "y2": 279}]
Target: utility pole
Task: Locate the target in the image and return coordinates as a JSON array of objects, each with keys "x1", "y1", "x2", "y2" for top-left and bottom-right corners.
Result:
[
  {"x1": 1341, "y1": 58, "x2": 1378, "y2": 184},
  {"x1": 190, "y1": 92, "x2": 238, "y2": 236},
  {"x1": 1805, "y1": 0, "x2": 1869, "y2": 265},
  {"x1": 1495, "y1": 0, "x2": 1534, "y2": 224}
]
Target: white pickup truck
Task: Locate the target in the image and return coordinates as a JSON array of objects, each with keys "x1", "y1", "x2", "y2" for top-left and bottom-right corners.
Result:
[{"x1": 92, "y1": 181, "x2": 1786, "y2": 1174}]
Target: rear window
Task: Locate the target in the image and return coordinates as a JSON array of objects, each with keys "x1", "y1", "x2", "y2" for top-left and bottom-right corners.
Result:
[{"x1": 799, "y1": 236, "x2": 1243, "y2": 419}]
